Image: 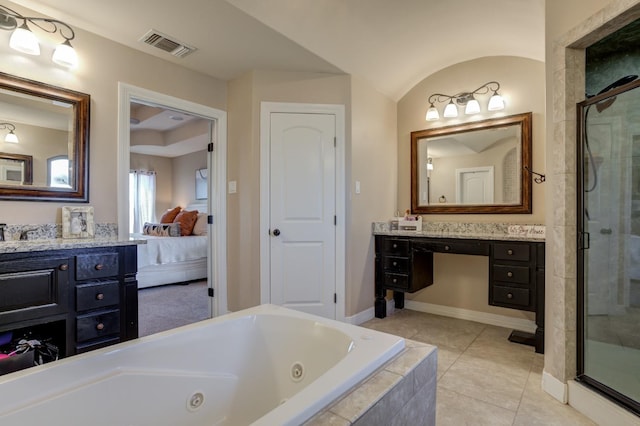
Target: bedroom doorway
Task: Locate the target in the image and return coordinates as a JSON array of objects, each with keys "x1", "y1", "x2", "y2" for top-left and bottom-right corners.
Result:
[{"x1": 117, "y1": 83, "x2": 228, "y2": 336}]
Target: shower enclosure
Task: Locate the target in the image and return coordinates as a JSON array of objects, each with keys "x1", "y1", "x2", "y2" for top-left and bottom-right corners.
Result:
[{"x1": 577, "y1": 75, "x2": 640, "y2": 415}]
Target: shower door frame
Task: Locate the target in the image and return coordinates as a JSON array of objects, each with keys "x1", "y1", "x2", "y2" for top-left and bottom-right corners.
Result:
[{"x1": 576, "y1": 79, "x2": 640, "y2": 416}]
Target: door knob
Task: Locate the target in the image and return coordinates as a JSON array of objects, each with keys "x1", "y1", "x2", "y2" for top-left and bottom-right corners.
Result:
[{"x1": 272, "y1": 229, "x2": 281, "y2": 236}]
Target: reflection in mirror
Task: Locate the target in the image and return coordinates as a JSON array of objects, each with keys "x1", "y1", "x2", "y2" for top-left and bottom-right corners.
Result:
[
  {"x1": 411, "y1": 112, "x2": 532, "y2": 214},
  {"x1": 0, "y1": 72, "x2": 89, "y2": 201}
]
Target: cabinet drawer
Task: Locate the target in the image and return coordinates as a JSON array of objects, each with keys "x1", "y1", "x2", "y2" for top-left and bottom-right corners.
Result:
[
  {"x1": 76, "y1": 253, "x2": 119, "y2": 281},
  {"x1": 382, "y1": 239, "x2": 410, "y2": 256},
  {"x1": 76, "y1": 281, "x2": 120, "y2": 311},
  {"x1": 383, "y1": 256, "x2": 409, "y2": 273},
  {"x1": 76, "y1": 309, "x2": 120, "y2": 342},
  {"x1": 415, "y1": 240, "x2": 489, "y2": 256},
  {"x1": 493, "y1": 244, "x2": 530, "y2": 261},
  {"x1": 492, "y1": 264, "x2": 530, "y2": 284},
  {"x1": 492, "y1": 285, "x2": 530, "y2": 307},
  {"x1": 383, "y1": 273, "x2": 408, "y2": 290}
]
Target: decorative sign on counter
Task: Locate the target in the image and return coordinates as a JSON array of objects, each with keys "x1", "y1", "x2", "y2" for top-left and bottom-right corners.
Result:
[{"x1": 507, "y1": 225, "x2": 545, "y2": 239}]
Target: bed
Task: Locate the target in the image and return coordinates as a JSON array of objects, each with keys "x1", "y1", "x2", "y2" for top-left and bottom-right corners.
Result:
[{"x1": 133, "y1": 203, "x2": 208, "y2": 289}]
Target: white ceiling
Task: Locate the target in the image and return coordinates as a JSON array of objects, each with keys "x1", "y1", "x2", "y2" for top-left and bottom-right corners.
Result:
[{"x1": 11, "y1": 0, "x2": 545, "y2": 101}]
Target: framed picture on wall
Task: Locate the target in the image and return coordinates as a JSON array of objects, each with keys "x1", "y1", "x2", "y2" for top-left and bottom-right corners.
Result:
[
  {"x1": 62, "y1": 206, "x2": 95, "y2": 239},
  {"x1": 195, "y1": 168, "x2": 207, "y2": 200}
]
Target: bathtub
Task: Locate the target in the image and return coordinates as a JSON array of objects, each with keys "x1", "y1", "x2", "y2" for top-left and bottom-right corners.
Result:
[{"x1": 0, "y1": 304, "x2": 404, "y2": 425}]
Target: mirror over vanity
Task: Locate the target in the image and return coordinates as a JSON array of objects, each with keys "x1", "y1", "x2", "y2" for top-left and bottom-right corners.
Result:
[
  {"x1": 0, "y1": 72, "x2": 89, "y2": 202},
  {"x1": 411, "y1": 112, "x2": 532, "y2": 214}
]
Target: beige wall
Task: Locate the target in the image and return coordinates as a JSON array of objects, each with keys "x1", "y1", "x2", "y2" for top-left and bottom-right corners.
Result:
[
  {"x1": 397, "y1": 56, "x2": 545, "y2": 319},
  {"x1": 129, "y1": 153, "x2": 172, "y2": 221},
  {"x1": 0, "y1": 1, "x2": 226, "y2": 225},
  {"x1": 172, "y1": 150, "x2": 207, "y2": 210},
  {"x1": 349, "y1": 76, "x2": 398, "y2": 315}
]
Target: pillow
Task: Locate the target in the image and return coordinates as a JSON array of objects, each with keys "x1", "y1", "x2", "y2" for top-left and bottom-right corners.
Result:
[
  {"x1": 142, "y1": 222, "x2": 181, "y2": 237},
  {"x1": 192, "y1": 213, "x2": 208, "y2": 236},
  {"x1": 173, "y1": 210, "x2": 199, "y2": 236},
  {"x1": 160, "y1": 206, "x2": 181, "y2": 223}
]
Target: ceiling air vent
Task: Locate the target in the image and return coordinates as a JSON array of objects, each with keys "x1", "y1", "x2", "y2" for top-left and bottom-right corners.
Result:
[{"x1": 139, "y1": 29, "x2": 197, "y2": 58}]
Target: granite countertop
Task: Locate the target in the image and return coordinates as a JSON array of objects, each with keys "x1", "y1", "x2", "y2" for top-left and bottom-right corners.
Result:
[
  {"x1": 372, "y1": 221, "x2": 545, "y2": 242},
  {"x1": 0, "y1": 237, "x2": 146, "y2": 254}
]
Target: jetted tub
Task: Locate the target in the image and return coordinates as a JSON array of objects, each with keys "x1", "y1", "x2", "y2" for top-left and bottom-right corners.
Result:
[{"x1": 0, "y1": 304, "x2": 404, "y2": 425}]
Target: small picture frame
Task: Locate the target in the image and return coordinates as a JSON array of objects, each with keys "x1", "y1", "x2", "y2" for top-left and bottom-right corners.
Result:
[
  {"x1": 62, "y1": 206, "x2": 94, "y2": 239},
  {"x1": 195, "y1": 168, "x2": 207, "y2": 200}
]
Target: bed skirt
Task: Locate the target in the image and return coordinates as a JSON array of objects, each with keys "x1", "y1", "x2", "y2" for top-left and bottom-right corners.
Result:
[{"x1": 137, "y1": 258, "x2": 207, "y2": 289}]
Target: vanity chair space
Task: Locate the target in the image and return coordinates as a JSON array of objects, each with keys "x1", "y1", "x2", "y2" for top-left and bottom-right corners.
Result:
[
  {"x1": 376, "y1": 111, "x2": 546, "y2": 353},
  {"x1": 0, "y1": 243, "x2": 139, "y2": 370}
]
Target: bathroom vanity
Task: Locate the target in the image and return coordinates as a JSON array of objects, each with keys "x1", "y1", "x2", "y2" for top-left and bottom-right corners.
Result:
[
  {"x1": 374, "y1": 226, "x2": 545, "y2": 353},
  {"x1": 0, "y1": 241, "x2": 139, "y2": 373}
]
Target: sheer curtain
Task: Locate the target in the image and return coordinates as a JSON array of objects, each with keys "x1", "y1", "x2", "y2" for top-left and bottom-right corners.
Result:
[{"x1": 129, "y1": 170, "x2": 156, "y2": 234}]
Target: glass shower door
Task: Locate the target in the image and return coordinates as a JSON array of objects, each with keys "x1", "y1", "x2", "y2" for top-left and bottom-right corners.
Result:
[{"x1": 578, "y1": 78, "x2": 640, "y2": 414}]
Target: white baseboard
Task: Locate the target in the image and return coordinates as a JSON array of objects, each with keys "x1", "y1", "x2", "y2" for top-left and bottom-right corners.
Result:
[
  {"x1": 568, "y1": 380, "x2": 639, "y2": 425},
  {"x1": 345, "y1": 306, "x2": 375, "y2": 325},
  {"x1": 403, "y1": 300, "x2": 537, "y2": 333},
  {"x1": 542, "y1": 370, "x2": 568, "y2": 403}
]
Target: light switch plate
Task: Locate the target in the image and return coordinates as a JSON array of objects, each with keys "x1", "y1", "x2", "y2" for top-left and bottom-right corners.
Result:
[{"x1": 228, "y1": 181, "x2": 237, "y2": 194}]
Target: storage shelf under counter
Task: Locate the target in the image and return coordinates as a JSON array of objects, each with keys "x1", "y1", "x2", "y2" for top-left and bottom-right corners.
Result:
[
  {"x1": 373, "y1": 228, "x2": 545, "y2": 353},
  {"x1": 0, "y1": 238, "x2": 143, "y2": 375}
]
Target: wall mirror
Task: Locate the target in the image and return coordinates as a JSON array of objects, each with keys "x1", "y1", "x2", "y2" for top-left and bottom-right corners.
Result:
[
  {"x1": 0, "y1": 72, "x2": 89, "y2": 201},
  {"x1": 411, "y1": 112, "x2": 532, "y2": 214}
]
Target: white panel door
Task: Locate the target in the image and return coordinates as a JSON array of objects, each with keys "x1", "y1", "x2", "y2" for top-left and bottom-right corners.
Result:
[
  {"x1": 456, "y1": 166, "x2": 494, "y2": 204},
  {"x1": 269, "y1": 112, "x2": 336, "y2": 319}
]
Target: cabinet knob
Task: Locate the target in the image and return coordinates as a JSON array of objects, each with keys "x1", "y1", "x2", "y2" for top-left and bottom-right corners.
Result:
[
  {"x1": 392, "y1": 261, "x2": 397, "y2": 266},
  {"x1": 59, "y1": 263, "x2": 68, "y2": 271},
  {"x1": 507, "y1": 271, "x2": 513, "y2": 278},
  {"x1": 95, "y1": 264, "x2": 104, "y2": 271},
  {"x1": 96, "y1": 323, "x2": 105, "y2": 331},
  {"x1": 392, "y1": 278, "x2": 397, "y2": 283},
  {"x1": 444, "y1": 245, "x2": 450, "y2": 251},
  {"x1": 507, "y1": 293, "x2": 514, "y2": 299},
  {"x1": 507, "y1": 249, "x2": 514, "y2": 255},
  {"x1": 392, "y1": 244, "x2": 397, "y2": 248},
  {"x1": 96, "y1": 293, "x2": 104, "y2": 301}
]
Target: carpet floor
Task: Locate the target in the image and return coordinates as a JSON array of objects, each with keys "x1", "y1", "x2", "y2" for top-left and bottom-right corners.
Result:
[{"x1": 137, "y1": 280, "x2": 210, "y2": 337}]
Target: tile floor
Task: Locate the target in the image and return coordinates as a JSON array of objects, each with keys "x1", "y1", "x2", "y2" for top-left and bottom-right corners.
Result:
[{"x1": 361, "y1": 309, "x2": 597, "y2": 425}]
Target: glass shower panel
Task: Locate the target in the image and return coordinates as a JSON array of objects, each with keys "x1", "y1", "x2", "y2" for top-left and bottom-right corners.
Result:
[{"x1": 581, "y1": 82, "x2": 640, "y2": 407}]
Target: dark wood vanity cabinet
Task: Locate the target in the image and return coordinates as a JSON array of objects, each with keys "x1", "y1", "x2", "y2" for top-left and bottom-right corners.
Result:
[
  {"x1": 0, "y1": 245, "x2": 138, "y2": 370},
  {"x1": 375, "y1": 234, "x2": 545, "y2": 353}
]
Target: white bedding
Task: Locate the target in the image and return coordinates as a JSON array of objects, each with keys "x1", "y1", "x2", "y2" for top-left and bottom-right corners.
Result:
[{"x1": 134, "y1": 234, "x2": 207, "y2": 268}]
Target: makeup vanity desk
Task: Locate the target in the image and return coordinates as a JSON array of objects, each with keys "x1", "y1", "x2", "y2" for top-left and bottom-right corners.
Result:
[{"x1": 373, "y1": 225, "x2": 545, "y2": 353}]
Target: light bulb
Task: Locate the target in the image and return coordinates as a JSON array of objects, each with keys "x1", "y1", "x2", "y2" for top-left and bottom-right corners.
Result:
[
  {"x1": 9, "y1": 22, "x2": 40, "y2": 55},
  {"x1": 443, "y1": 100, "x2": 458, "y2": 118},
  {"x1": 52, "y1": 40, "x2": 78, "y2": 68},
  {"x1": 465, "y1": 98, "x2": 480, "y2": 115},
  {"x1": 4, "y1": 131, "x2": 18, "y2": 143},
  {"x1": 425, "y1": 104, "x2": 439, "y2": 121},
  {"x1": 488, "y1": 92, "x2": 505, "y2": 111}
]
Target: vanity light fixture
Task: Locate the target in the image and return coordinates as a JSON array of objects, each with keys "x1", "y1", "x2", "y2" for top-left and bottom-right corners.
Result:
[
  {"x1": 0, "y1": 123, "x2": 18, "y2": 143},
  {"x1": 425, "y1": 81, "x2": 505, "y2": 121},
  {"x1": 426, "y1": 157, "x2": 434, "y2": 170},
  {"x1": 0, "y1": 4, "x2": 78, "y2": 68}
]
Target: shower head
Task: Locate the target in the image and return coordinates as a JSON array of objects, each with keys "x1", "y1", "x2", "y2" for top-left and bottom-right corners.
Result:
[{"x1": 589, "y1": 75, "x2": 638, "y2": 113}]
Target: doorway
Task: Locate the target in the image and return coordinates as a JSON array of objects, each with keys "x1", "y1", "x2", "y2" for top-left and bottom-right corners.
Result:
[
  {"x1": 117, "y1": 83, "x2": 228, "y2": 329},
  {"x1": 259, "y1": 102, "x2": 346, "y2": 321}
]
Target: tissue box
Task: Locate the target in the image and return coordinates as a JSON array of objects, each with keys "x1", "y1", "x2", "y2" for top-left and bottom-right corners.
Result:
[{"x1": 398, "y1": 216, "x2": 422, "y2": 231}]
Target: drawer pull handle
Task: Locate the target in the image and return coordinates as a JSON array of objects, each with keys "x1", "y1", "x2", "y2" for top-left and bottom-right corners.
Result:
[
  {"x1": 95, "y1": 264, "x2": 104, "y2": 271},
  {"x1": 59, "y1": 264, "x2": 68, "y2": 271},
  {"x1": 507, "y1": 271, "x2": 513, "y2": 278},
  {"x1": 507, "y1": 293, "x2": 514, "y2": 299},
  {"x1": 96, "y1": 293, "x2": 104, "y2": 301},
  {"x1": 444, "y1": 245, "x2": 450, "y2": 251},
  {"x1": 96, "y1": 323, "x2": 105, "y2": 331},
  {"x1": 507, "y1": 249, "x2": 514, "y2": 255}
]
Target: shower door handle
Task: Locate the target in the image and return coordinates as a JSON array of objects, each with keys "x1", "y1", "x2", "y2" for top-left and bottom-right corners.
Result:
[
  {"x1": 579, "y1": 232, "x2": 590, "y2": 250},
  {"x1": 599, "y1": 228, "x2": 612, "y2": 235}
]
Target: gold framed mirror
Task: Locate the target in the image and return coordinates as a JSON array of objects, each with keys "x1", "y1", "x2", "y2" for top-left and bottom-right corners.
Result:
[
  {"x1": 0, "y1": 72, "x2": 89, "y2": 202},
  {"x1": 411, "y1": 112, "x2": 532, "y2": 214}
]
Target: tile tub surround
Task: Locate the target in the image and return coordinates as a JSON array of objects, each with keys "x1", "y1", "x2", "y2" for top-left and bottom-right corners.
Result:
[
  {"x1": 372, "y1": 221, "x2": 545, "y2": 242},
  {"x1": 305, "y1": 339, "x2": 437, "y2": 426}
]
